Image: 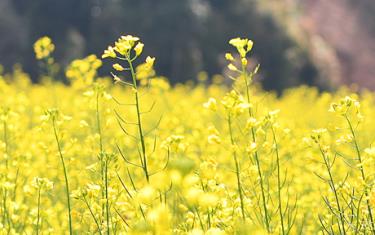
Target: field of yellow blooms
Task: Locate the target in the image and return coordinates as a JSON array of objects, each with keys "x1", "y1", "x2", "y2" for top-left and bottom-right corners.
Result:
[{"x1": 0, "y1": 36, "x2": 374, "y2": 234}]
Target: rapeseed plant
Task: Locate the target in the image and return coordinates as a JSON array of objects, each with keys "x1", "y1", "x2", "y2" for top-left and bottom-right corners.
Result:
[
  {"x1": 34, "y1": 36, "x2": 58, "y2": 82},
  {"x1": 0, "y1": 35, "x2": 374, "y2": 234},
  {"x1": 33, "y1": 37, "x2": 55, "y2": 60},
  {"x1": 44, "y1": 108, "x2": 73, "y2": 234}
]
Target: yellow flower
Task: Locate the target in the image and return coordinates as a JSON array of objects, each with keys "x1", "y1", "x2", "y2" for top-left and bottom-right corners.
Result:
[
  {"x1": 208, "y1": 134, "x2": 221, "y2": 144},
  {"x1": 113, "y1": 63, "x2": 125, "y2": 71},
  {"x1": 206, "y1": 228, "x2": 226, "y2": 235},
  {"x1": 229, "y1": 37, "x2": 247, "y2": 48},
  {"x1": 102, "y1": 46, "x2": 116, "y2": 58},
  {"x1": 310, "y1": 128, "x2": 328, "y2": 144},
  {"x1": 31, "y1": 177, "x2": 54, "y2": 191},
  {"x1": 241, "y1": 58, "x2": 248, "y2": 66},
  {"x1": 246, "y1": 142, "x2": 257, "y2": 154},
  {"x1": 370, "y1": 189, "x2": 375, "y2": 207},
  {"x1": 225, "y1": 53, "x2": 234, "y2": 61},
  {"x1": 364, "y1": 147, "x2": 375, "y2": 157},
  {"x1": 203, "y1": 98, "x2": 217, "y2": 111},
  {"x1": 114, "y1": 40, "x2": 132, "y2": 56},
  {"x1": 199, "y1": 193, "x2": 219, "y2": 209},
  {"x1": 145, "y1": 56, "x2": 156, "y2": 68},
  {"x1": 246, "y1": 117, "x2": 258, "y2": 129},
  {"x1": 3, "y1": 182, "x2": 15, "y2": 190},
  {"x1": 111, "y1": 73, "x2": 122, "y2": 83},
  {"x1": 147, "y1": 205, "x2": 172, "y2": 232},
  {"x1": 137, "y1": 185, "x2": 156, "y2": 205},
  {"x1": 185, "y1": 188, "x2": 203, "y2": 206},
  {"x1": 134, "y1": 43, "x2": 144, "y2": 56},
  {"x1": 109, "y1": 35, "x2": 141, "y2": 57},
  {"x1": 228, "y1": 63, "x2": 238, "y2": 71},
  {"x1": 246, "y1": 40, "x2": 254, "y2": 51},
  {"x1": 34, "y1": 36, "x2": 55, "y2": 60},
  {"x1": 66, "y1": 54, "x2": 102, "y2": 86},
  {"x1": 229, "y1": 37, "x2": 253, "y2": 58},
  {"x1": 136, "y1": 62, "x2": 155, "y2": 80},
  {"x1": 150, "y1": 77, "x2": 170, "y2": 90},
  {"x1": 120, "y1": 35, "x2": 140, "y2": 43}
]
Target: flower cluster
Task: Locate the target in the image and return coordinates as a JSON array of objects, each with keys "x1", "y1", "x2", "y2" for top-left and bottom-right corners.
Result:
[
  {"x1": 34, "y1": 36, "x2": 55, "y2": 60},
  {"x1": 66, "y1": 54, "x2": 102, "y2": 87},
  {"x1": 102, "y1": 35, "x2": 156, "y2": 84},
  {"x1": 226, "y1": 37, "x2": 254, "y2": 71}
]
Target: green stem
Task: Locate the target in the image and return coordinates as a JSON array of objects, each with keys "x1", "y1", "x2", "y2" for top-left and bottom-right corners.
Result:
[
  {"x1": 207, "y1": 209, "x2": 211, "y2": 229},
  {"x1": 96, "y1": 90, "x2": 106, "y2": 226},
  {"x1": 127, "y1": 57, "x2": 149, "y2": 182},
  {"x1": 319, "y1": 146, "x2": 346, "y2": 235},
  {"x1": 105, "y1": 159, "x2": 110, "y2": 235},
  {"x1": 227, "y1": 114, "x2": 246, "y2": 220},
  {"x1": 195, "y1": 207, "x2": 205, "y2": 230},
  {"x1": 242, "y1": 64, "x2": 270, "y2": 231},
  {"x1": 271, "y1": 127, "x2": 285, "y2": 235},
  {"x1": 3, "y1": 121, "x2": 8, "y2": 168},
  {"x1": 83, "y1": 194, "x2": 102, "y2": 235},
  {"x1": 2, "y1": 190, "x2": 10, "y2": 232},
  {"x1": 1, "y1": 190, "x2": 4, "y2": 227},
  {"x1": 36, "y1": 187, "x2": 41, "y2": 235},
  {"x1": 52, "y1": 118, "x2": 73, "y2": 235},
  {"x1": 345, "y1": 115, "x2": 375, "y2": 234},
  {"x1": 96, "y1": 92, "x2": 103, "y2": 153}
]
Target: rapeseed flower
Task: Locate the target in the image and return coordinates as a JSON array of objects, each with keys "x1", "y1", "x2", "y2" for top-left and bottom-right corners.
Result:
[{"x1": 34, "y1": 36, "x2": 55, "y2": 60}]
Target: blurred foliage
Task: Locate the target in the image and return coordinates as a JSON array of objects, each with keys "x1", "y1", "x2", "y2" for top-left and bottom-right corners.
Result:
[{"x1": 4, "y1": 0, "x2": 372, "y2": 91}]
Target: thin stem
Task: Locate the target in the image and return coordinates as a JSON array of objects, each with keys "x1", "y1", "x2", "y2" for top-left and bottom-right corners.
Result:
[
  {"x1": 194, "y1": 207, "x2": 205, "y2": 230},
  {"x1": 345, "y1": 115, "x2": 375, "y2": 234},
  {"x1": 3, "y1": 120, "x2": 9, "y2": 168},
  {"x1": 207, "y1": 209, "x2": 211, "y2": 229},
  {"x1": 96, "y1": 91, "x2": 103, "y2": 153},
  {"x1": 227, "y1": 114, "x2": 246, "y2": 220},
  {"x1": 242, "y1": 64, "x2": 270, "y2": 231},
  {"x1": 36, "y1": 187, "x2": 41, "y2": 235},
  {"x1": 105, "y1": 159, "x2": 110, "y2": 235},
  {"x1": 1, "y1": 189, "x2": 5, "y2": 228},
  {"x1": 52, "y1": 118, "x2": 73, "y2": 235},
  {"x1": 96, "y1": 90, "x2": 106, "y2": 227},
  {"x1": 319, "y1": 145, "x2": 346, "y2": 235},
  {"x1": 82, "y1": 194, "x2": 103, "y2": 235},
  {"x1": 127, "y1": 57, "x2": 149, "y2": 182},
  {"x1": 271, "y1": 126, "x2": 285, "y2": 235},
  {"x1": 2, "y1": 117, "x2": 11, "y2": 233},
  {"x1": 2, "y1": 190, "x2": 11, "y2": 233},
  {"x1": 242, "y1": 65, "x2": 253, "y2": 117}
]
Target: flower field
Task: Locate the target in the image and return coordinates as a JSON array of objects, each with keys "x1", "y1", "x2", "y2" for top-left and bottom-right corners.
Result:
[{"x1": 0, "y1": 36, "x2": 374, "y2": 234}]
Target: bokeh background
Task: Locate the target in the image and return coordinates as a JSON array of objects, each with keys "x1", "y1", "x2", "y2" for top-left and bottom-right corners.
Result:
[{"x1": 1, "y1": 0, "x2": 375, "y2": 91}]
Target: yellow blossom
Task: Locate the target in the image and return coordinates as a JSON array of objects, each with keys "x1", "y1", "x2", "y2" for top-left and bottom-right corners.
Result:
[
  {"x1": 34, "y1": 36, "x2": 55, "y2": 60},
  {"x1": 102, "y1": 46, "x2": 116, "y2": 58},
  {"x1": 113, "y1": 63, "x2": 125, "y2": 71},
  {"x1": 134, "y1": 43, "x2": 144, "y2": 56}
]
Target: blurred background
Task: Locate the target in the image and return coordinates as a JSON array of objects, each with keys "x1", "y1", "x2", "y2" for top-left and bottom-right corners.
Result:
[{"x1": 1, "y1": 0, "x2": 375, "y2": 91}]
